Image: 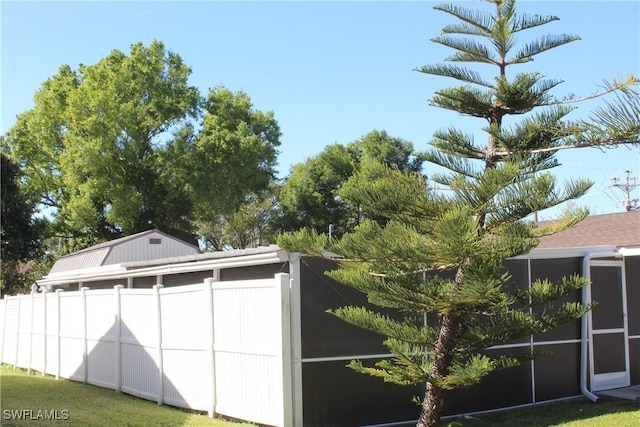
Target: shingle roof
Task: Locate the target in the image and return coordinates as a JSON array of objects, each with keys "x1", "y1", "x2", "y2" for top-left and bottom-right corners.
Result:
[{"x1": 537, "y1": 211, "x2": 640, "y2": 249}]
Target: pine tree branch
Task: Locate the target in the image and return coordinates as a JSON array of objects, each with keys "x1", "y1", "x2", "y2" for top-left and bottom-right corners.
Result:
[
  {"x1": 422, "y1": 151, "x2": 484, "y2": 179},
  {"x1": 493, "y1": 139, "x2": 638, "y2": 157},
  {"x1": 507, "y1": 34, "x2": 580, "y2": 64},
  {"x1": 430, "y1": 87, "x2": 495, "y2": 117},
  {"x1": 511, "y1": 14, "x2": 560, "y2": 33},
  {"x1": 493, "y1": 105, "x2": 577, "y2": 151},
  {"x1": 431, "y1": 36, "x2": 499, "y2": 65},
  {"x1": 546, "y1": 74, "x2": 639, "y2": 106},
  {"x1": 433, "y1": 4, "x2": 493, "y2": 35},
  {"x1": 415, "y1": 64, "x2": 495, "y2": 89},
  {"x1": 492, "y1": 85, "x2": 640, "y2": 156},
  {"x1": 441, "y1": 22, "x2": 490, "y2": 37}
]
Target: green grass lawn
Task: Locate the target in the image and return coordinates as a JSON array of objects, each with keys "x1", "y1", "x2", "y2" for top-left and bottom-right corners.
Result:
[
  {"x1": 2, "y1": 365, "x2": 638, "y2": 426},
  {"x1": 0, "y1": 365, "x2": 252, "y2": 426},
  {"x1": 442, "y1": 397, "x2": 639, "y2": 427}
]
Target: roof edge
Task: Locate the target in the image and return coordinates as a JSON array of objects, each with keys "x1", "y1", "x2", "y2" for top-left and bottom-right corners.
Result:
[
  {"x1": 512, "y1": 245, "x2": 620, "y2": 260},
  {"x1": 38, "y1": 247, "x2": 290, "y2": 287},
  {"x1": 55, "y1": 229, "x2": 200, "y2": 260}
]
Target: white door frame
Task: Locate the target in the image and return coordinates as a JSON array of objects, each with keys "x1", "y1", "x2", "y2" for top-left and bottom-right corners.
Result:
[{"x1": 587, "y1": 260, "x2": 630, "y2": 391}]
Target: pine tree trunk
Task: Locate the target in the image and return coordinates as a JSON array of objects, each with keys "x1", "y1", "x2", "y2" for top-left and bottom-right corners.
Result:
[
  {"x1": 417, "y1": 264, "x2": 466, "y2": 427},
  {"x1": 418, "y1": 382, "x2": 447, "y2": 427},
  {"x1": 416, "y1": 311, "x2": 461, "y2": 427}
]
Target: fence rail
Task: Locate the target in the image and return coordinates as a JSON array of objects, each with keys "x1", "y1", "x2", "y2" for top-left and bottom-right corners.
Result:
[{"x1": 0, "y1": 274, "x2": 292, "y2": 427}]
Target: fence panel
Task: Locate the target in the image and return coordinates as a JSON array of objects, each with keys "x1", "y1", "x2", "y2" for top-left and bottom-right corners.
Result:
[
  {"x1": 58, "y1": 292, "x2": 85, "y2": 381},
  {"x1": 0, "y1": 273, "x2": 292, "y2": 427},
  {"x1": 0, "y1": 300, "x2": 4, "y2": 361},
  {"x1": 212, "y1": 275, "x2": 290, "y2": 426},
  {"x1": 44, "y1": 292, "x2": 60, "y2": 376},
  {"x1": 29, "y1": 293, "x2": 46, "y2": 374},
  {"x1": 119, "y1": 289, "x2": 158, "y2": 400},
  {"x1": 0, "y1": 299, "x2": 18, "y2": 364},
  {"x1": 160, "y1": 283, "x2": 210, "y2": 409},
  {"x1": 86, "y1": 290, "x2": 117, "y2": 389},
  {"x1": 16, "y1": 296, "x2": 33, "y2": 369}
]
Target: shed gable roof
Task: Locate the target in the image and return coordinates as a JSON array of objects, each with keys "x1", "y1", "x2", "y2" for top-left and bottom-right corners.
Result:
[{"x1": 49, "y1": 229, "x2": 200, "y2": 274}]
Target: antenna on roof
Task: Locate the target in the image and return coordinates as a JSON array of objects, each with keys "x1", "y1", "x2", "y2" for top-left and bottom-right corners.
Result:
[{"x1": 610, "y1": 170, "x2": 640, "y2": 211}]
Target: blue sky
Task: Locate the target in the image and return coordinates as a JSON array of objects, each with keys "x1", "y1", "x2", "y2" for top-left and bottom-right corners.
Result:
[{"x1": 2, "y1": 1, "x2": 639, "y2": 219}]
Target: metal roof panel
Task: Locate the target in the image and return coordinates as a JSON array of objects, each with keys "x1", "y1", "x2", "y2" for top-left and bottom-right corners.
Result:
[{"x1": 49, "y1": 247, "x2": 110, "y2": 274}]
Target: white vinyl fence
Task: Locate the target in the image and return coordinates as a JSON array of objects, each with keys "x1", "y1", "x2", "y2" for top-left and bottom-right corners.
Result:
[{"x1": 0, "y1": 274, "x2": 293, "y2": 427}]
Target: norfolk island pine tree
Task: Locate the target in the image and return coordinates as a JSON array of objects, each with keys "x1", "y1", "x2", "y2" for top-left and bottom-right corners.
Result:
[{"x1": 278, "y1": 1, "x2": 640, "y2": 426}]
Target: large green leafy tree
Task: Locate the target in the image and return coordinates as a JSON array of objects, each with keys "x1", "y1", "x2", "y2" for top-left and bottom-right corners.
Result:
[
  {"x1": 3, "y1": 41, "x2": 280, "y2": 247},
  {"x1": 279, "y1": 1, "x2": 639, "y2": 426},
  {"x1": 172, "y1": 87, "x2": 281, "y2": 228},
  {"x1": 277, "y1": 130, "x2": 423, "y2": 237},
  {"x1": 199, "y1": 184, "x2": 280, "y2": 251},
  {"x1": 0, "y1": 154, "x2": 49, "y2": 295},
  {"x1": 278, "y1": 143, "x2": 355, "y2": 235}
]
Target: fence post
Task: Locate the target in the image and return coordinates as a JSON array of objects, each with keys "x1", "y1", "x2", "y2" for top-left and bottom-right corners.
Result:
[
  {"x1": 81, "y1": 287, "x2": 89, "y2": 383},
  {"x1": 42, "y1": 289, "x2": 47, "y2": 376},
  {"x1": 56, "y1": 290, "x2": 63, "y2": 380},
  {"x1": 153, "y1": 284, "x2": 164, "y2": 406},
  {"x1": 114, "y1": 285, "x2": 124, "y2": 392},
  {"x1": 0, "y1": 297, "x2": 7, "y2": 364},
  {"x1": 13, "y1": 295, "x2": 21, "y2": 369},
  {"x1": 275, "y1": 273, "x2": 292, "y2": 427},
  {"x1": 28, "y1": 294, "x2": 34, "y2": 374},
  {"x1": 204, "y1": 278, "x2": 216, "y2": 418}
]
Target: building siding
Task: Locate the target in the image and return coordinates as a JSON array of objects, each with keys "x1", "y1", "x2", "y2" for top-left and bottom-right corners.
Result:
[
  {"x1": 105, "y1": 231, "x2": 198, "y2": 265},
  {"x1": 48, "y1": 230, "x2": 199, "y2": 276}
]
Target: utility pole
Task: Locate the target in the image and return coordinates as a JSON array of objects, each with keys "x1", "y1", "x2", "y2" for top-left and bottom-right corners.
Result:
[{"x1": 611, "y1": 170, "x2": 640, "y2": 211}]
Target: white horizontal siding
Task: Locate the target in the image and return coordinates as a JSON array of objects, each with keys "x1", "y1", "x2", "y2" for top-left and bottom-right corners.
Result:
[{"x1": 105, "y1": 231, "x2": 199, "y2": 265}]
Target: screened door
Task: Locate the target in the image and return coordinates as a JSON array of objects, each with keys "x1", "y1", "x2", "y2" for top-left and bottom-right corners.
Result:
[{"x1": 588, "y1": 260, "x2": 630, "y2": 391}]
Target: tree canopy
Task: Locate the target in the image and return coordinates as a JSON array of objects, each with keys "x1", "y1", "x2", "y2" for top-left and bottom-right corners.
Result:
[
  {"x1": 3, "y1": 41, "x2": 280, "y2": 246},
  {"x1": 277, "y1": 130, "x2": 424, "y2": 237},
  {"x1": 1, "y1": 154, "x2": 44, "y2": 262},
  {"x1": 278, "y1": 1, "x2": 639, "y2": 426},
  {"x1": 0, "y1": 154, "x2": 48, "y2": 294},
  {"x1": 199, "y1": 185, "x2": 280, "y2": 251}
]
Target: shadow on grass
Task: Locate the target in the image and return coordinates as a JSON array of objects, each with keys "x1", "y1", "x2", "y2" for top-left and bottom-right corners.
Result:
[{"x1": 0, "y1": 366, "x2": 244, "y2": 427}]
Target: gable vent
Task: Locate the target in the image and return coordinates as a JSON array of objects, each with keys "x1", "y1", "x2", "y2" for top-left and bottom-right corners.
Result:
[{"x1": 149, "y1": 238, "x2": 162, "y2": 245}]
